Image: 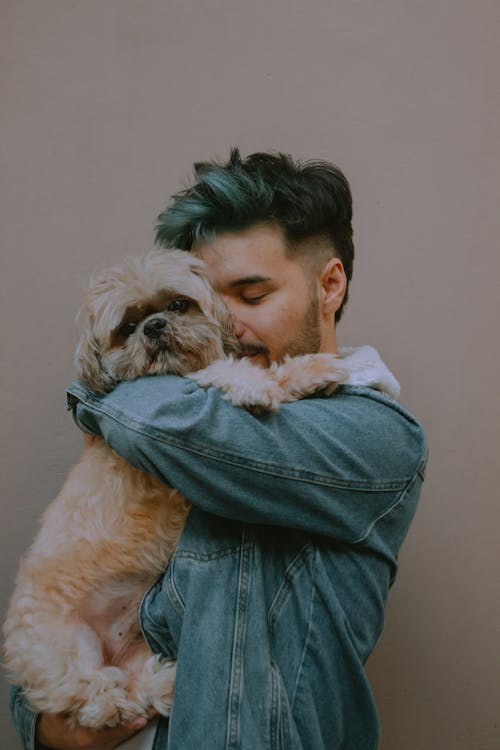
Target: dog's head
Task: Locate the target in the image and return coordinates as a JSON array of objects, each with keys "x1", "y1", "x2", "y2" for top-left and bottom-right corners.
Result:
[{"x1": 75, "y1": 250, "x2": 238, "y2": 392}]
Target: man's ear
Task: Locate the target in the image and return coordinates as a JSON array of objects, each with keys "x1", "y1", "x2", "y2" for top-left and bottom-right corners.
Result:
[{"x1": 319, "y1": 257, "x2": 347, "y2": 318}]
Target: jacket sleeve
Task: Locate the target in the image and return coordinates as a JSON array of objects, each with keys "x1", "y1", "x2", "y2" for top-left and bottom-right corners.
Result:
[
  {"x1": 66, "y1": 377, "x2": 427, "y2": 556},
  {"x1": 10, "y1": 686, "x2": 39, "y2": 750}
]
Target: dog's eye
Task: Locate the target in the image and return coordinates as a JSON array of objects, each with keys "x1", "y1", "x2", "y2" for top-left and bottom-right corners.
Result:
[
  {"x1": 167, "y1": 299, "x2": 190, "y2": 313},
  {"x1": 118, "y1": 322, "x2": 137, "y2": 337}
]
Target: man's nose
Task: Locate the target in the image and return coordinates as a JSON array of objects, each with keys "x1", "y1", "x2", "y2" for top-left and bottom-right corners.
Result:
[{"x1": 231, "y1": 317, "x2": 246, "y2": 339}]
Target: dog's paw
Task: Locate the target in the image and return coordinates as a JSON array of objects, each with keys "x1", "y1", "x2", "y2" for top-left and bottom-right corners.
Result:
[
  {"x1": 222, "y1": 379, "x2": 284, "y2": 412},
  {"x1": 189, "y1": 356, "x2": 253, "y2": 392},
  {"x1": 190, "y1": 357, "x2": 284, "y2": 412},
  {"x1": 132, "y1": 654, "x2": 177, "y2": 718},
  {"x1": 75, "y1": 667, "x2": 139, "y2": 728},
  {"x1": 274, "y1": 354, "x2": 347, "y2": 402},
  {"x1": 148, "y1": 659, "x2": 176, "y2": 716}
]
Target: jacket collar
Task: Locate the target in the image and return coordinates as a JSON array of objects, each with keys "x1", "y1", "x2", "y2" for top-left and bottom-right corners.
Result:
[{"x1": 336, "y1": 346, "x2": 400, "y2": 400}]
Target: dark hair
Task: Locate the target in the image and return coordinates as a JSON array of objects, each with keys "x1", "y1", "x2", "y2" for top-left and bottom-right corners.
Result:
[{"x1": 156, "y1": 148, "x2": 354, "y2": 321}]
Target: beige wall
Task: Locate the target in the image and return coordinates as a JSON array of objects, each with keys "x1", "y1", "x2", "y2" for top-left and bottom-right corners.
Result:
[{"x1": 1, "y1": 1, "x2": 499, "y2": 748}]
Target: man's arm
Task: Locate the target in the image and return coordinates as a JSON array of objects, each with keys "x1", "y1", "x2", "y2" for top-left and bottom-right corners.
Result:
[{"x1": 67, "y1": 376, "x2": 426, "y2": 558}]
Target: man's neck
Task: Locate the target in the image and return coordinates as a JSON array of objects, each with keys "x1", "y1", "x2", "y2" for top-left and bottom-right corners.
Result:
[{"x1": 320, "y1": 325, "x2": 338, "y2": 355}]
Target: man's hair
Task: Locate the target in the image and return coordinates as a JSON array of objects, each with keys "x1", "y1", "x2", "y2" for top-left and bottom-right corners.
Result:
[{"x1": 156, "y1": 148, "x2": 354, "y2": 321}]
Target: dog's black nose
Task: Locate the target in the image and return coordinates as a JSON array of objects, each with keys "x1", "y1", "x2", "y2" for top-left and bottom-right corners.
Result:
[{"x1": 144, "y1": 317, "x2": 167, "y2": 339}]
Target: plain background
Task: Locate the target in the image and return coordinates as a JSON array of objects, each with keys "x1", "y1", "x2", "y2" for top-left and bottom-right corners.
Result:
[{"x1": 1, "y1": 1, "x2": 499, "y2": 748}]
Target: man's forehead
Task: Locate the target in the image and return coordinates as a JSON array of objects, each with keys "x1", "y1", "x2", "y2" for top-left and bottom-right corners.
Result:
[{"x1": 193, "y1": 225, "x2": 296, "y2": 286}]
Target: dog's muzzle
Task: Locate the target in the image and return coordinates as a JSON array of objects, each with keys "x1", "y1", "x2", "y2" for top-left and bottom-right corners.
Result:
[{"x1": 144, "y1": 318, "x2": 167, "y2": 340}]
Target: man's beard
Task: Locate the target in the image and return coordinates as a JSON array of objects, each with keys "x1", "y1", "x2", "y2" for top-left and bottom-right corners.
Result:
[
  {"x1": 239, "y1": 292, "x2": 321, "y2": 365},
  {"x1": 280, "y1": 292, "x2": 321, "y2": 360}
]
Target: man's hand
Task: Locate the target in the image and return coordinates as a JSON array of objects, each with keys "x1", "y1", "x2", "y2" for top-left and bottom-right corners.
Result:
[{"x1": 37, "y1": 712, "x2": 149, "y2": 750}]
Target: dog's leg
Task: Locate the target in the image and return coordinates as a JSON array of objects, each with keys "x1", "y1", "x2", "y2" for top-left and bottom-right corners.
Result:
[{"x1": 69, "y1": 622, "x2": 143, "y2": 728}]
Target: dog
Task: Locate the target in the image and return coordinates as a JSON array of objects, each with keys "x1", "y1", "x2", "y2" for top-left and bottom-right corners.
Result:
[{"x1": 3, "y1": 250, "x2": 346, "y2": 729}]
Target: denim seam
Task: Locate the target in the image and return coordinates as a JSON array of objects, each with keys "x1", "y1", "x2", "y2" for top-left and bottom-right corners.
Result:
[
  {"x1": 165, "y1": 560, "x2": 185, "y2": 616},
  {"x1": 353, "y1": 471, "x2": 421, "y2": 544},
  {"x1": 270, "y1": 661, "x2": 293, "y2": 749},
  {"x1": 139, "y1": 578, "x2": 161, "y2": 650},
  {"x1": 268, "y1": 544, "x2": 313, "y2": 627},
  {"x1": 71, "y1": 397, "x2": 418, "y2": 490},
  {"x1": 270, "y1": 662, "x2": 280, "y2": 750},
  {"x1": 172, "y1": 542, "x2": 253, "y2": 562},
  {"x1": 226, "y1": 528, "x2": 252, "y2": 750},
  {"x1": 290, "y1": 570, "x2": 316, "y2": 711}
]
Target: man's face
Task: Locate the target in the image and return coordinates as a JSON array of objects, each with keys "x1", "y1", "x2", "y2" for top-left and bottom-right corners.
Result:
[{"x1": 195, "y1": 224, "x2": 326, "y2": 367}]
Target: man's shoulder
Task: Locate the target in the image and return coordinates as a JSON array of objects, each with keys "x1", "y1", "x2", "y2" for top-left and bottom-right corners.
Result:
[
  {"x1": 332, "y1": 384, "x2": 423, "y2": 428},
  {"x1": 283, "y1": 385, "x2": 427, "y2": 486}
]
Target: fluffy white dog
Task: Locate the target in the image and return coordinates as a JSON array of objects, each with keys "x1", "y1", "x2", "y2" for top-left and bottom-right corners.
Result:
[{"x1": 3, "y1": 250, "x2": 345, "y2": 729}]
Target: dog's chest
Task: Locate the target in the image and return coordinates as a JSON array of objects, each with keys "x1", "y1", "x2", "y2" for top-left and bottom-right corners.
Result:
[{"x1": 79, "y1": 574, "x2": 151, "y2": 665}]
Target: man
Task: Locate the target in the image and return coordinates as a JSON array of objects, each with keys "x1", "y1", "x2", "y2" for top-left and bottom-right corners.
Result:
[{"x1": 11, "y1": 149, "x2": 426, "y2": 749}]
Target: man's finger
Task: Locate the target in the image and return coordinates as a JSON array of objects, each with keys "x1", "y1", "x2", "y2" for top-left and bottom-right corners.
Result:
[{"x1": 116, "y1": 717, "x2": 148, "y2": 736}]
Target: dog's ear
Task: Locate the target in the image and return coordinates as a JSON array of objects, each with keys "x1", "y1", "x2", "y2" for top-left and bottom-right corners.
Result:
[
  {"x1": 212, "y1": 294, "x2": 240, "y2": 356},
  {"x1": 74, "y1": 306, "x2": 115, "y2": 392}
]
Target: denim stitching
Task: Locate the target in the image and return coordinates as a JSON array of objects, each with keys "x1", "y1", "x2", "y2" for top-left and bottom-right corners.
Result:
[
  {"x1": 226, "y1": 528, "x2": 252, "y2": 749},
  {"x1": 352, "y1": 471, "x2": 423, "y2": 544},
  {"x1": 290, "y1": 568, "x2": 316, "y2": 711},
  {"x1": 268, "y1": 544, "x2": 313, "y2": 627},
  {"x1": 270, "y1": 662, "x2": 280, "y2": 750},
  {"x1": 139, "y1": 577, "x2": 163, "y2": 649},
  {"x1": 172, "y1": 543, "x2": 252, "y2": 562},
  {"x1": 165, "y1": 559, "x2": 185, "y2": 616}
]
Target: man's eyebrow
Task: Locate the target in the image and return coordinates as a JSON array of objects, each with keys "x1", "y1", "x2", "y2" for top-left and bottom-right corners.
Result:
[{"x1": 229, "y1": 275, "x2": 272, "y2": 288}]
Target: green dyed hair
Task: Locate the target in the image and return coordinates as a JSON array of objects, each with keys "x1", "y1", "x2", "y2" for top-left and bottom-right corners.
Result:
[{"x1": 156, "y1": 148, "x2": 354, "y2": 321}]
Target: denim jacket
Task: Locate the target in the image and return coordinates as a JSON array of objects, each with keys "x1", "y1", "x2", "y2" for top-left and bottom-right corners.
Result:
[{"x1": 10, "y1": 349, "x2": 427, "y2": 750}]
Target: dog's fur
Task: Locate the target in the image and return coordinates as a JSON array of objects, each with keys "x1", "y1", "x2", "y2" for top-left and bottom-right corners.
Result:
[{"x1": 3, "y1": 250, "x2": 345, "y2": 728}]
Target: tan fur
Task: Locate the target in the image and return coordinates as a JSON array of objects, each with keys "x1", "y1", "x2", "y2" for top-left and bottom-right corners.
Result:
[{"x1": 3, "y1": 250, "x2": 346, "y2": 728}]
